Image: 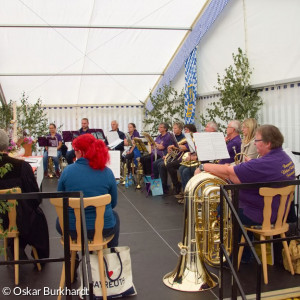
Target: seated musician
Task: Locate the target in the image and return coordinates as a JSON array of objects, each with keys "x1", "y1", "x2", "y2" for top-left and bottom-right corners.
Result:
[
  {"x1": 123, "y1": 123, "x2": 141, "y2": 174},
  {"x1": 176, "y1": 121, "x2": 218, "y2": 202},
  {"x1": 152, "y1": 122, "x2": 186, "y2": 195},
  {"x1": 66, "y1": 118, "x2": 90, "y2": 164},
  {"x1": 43, "y1": 123, "x2": 62, "y2": 178},
  {"x1": 140, "y1": 122, "x2": 173, "y2": 175},
  {"x1": 195, "y1": 124, "x2": 295, "y2": 262},
  {"x1": 238, "y1": 118, "x2": 259, "y2": 162},
  {"x1": 0, "y1": 129, "x2": 49, "y2": 260},
  {"x1": 110, "y1": 120, "x2": 126, "y2": 152},
  {"x1": 219, "y1": 120, "x2": 242, "y2": 164}
]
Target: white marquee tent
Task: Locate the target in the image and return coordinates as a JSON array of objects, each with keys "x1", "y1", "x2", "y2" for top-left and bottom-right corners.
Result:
[{"x1": 1, "y1": 0, "x2": 300, "y2": 149}]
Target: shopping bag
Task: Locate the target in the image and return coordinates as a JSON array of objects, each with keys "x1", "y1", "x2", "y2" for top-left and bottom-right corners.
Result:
[
  {"x1": 143, "y1": 176, "x2": 163, "y2": 196},
  {"x1": 80, "y1": 246, "x2": 137, "y2": 299}
]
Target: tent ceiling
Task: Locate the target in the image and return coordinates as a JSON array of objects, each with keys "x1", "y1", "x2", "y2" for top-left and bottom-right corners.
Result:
[{"x1": 0, "y1": 0, "x2": 208, "y2": 105}]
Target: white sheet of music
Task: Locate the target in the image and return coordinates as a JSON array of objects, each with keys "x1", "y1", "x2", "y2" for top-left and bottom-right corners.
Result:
[
  {"x1": 107, "y1": 150, "x2": 121, "y2": 178},
  {"x1": 184, "y1": 132, "x2": 196, "y2": 153},
  {"x1": 284, "y1": 148, "x2": 300, "y2": 176},
  {"x1": 48, "y1": 147, "x2": 58, "y2": 157},
  {"x1": 193, "y1": 132, "x2": 230, "y2": 161},
  {"x1": 107, "y1": 131, "x2": 120, "y2": 144}
]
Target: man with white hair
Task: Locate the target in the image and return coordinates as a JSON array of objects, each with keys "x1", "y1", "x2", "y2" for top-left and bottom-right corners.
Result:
[
  {"x1": 0, "y1": 129, "x2": 49, "y2": 259},
  {"x1": 219, "y1": 120, "x2": 242, "y2": 164},
  {"x1": 110, "y1": 120, "x2": 125, "y2": 152}
]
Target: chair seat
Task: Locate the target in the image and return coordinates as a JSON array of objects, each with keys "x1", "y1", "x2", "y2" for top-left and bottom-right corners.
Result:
[
  {"x1": 245, "y1": 223, "x2": 289, "y2": 236},
  {"x1": 60, "y1": 234, "x2": 114, "y2": 251}
]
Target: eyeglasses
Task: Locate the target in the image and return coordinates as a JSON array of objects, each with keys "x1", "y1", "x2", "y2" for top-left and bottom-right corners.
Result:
[{"x1": 254, "y1": 139, "x2": 263, "y2": 143}]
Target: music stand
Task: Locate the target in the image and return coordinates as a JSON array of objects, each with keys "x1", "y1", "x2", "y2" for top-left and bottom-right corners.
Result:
[
  {"x1": 133, "y1": 138, "x2": 149, "y2": 155},
  {"x1": 89, "y1": 129, "x2": 106, "y2": 142},
  {"x1": 62, "y1": 131, "x2": 80, "y2": 142},
  {"x1": 37, "y1": 137, "x2": 47, "y2": 147}
]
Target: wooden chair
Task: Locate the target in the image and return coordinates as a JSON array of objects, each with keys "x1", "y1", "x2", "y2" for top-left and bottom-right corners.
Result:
[
  {"x1": 237, "y1": 185, "x2": 296, "y2": 284},
  {"x1": 50, "y1": 195, "x2": 114, "y2": 300},
  {"x1": 0, "y1": 187, "x2": 41, "y2": 285}
]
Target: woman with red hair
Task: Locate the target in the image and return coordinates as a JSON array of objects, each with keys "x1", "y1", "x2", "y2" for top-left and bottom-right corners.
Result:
[{"x1": 57, "y1": 134, "x2": 119, "y2": 247}]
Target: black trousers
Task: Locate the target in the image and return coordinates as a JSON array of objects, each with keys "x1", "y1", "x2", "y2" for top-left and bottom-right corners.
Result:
[
  {"x1": 140, "y1": 154, "x2": 162, "y2": 175},
  {"x1": 122, "y1": 152, "x2": 134, "y2": 175},
  {"x1": 160, "y1": 160, "x2": 181, "y2": 192}
]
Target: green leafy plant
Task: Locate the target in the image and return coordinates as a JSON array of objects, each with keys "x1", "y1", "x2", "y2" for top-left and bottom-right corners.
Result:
[
  {"x1": 200, "y1": 48, "x2": 263, "y2": 132},
  {"x1": 143, "y1": 84, "x2": 185, "y2": 136},
  {"x1": 0, "y1": 101, "x2": 13, "y2": 131},
  {"x1": 17, "y1": 92, "x2": 48, "y2": 144}
]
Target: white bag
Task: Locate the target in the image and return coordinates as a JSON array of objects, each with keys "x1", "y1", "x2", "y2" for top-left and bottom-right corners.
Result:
[{"x1": 80, "y1": 246, "x2": 137, "y2": 299}]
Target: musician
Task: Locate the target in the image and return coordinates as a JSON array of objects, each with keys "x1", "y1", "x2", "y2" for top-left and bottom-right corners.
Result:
[
  {"x1": 122, "y1": 123, "x2": 141, "y2": 173},
  {"x1": 43, "y1": 123, "x2": 62, "y2": 178},
  {"x1": 219, "y1": 120, "x2": 242, "y2": 164},
  {"x1": 0, "y1": 129, "x2": 49, "y2": 260},
  {"x1": 140, "y1": 122, "x2": 173, "y2": 175},
  {"x1": 153, "y1": 122, "x2": 188, "y2": 195},
  {"x1": 176, "y1": 121, "x2": 218, "y2": 202},
  {"x1": 239, "y1": 118, "x2": 258, "y2": 162},
  {"x1": 195, "y1": 124, "x2": 295, "y2": 261},
  {"x1": 66, "y1": 118, "x2": 90, "y2": 164},
  {"x1": 110, "y1": 120, "x2": 126, "y2": 152}
]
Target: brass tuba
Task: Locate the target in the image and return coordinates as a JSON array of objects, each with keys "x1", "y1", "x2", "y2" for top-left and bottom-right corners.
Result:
[{"x1": 163, "y1": 172, "x2": 232, "y2": 291}]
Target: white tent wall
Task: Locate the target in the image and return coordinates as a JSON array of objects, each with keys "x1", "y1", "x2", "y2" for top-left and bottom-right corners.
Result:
[
  {"x1": 170, "y1": 0, "x2": 300, "y2": 150},
  {"x1": 43, "y1": 104, "x2": 144, "y2": 138}
]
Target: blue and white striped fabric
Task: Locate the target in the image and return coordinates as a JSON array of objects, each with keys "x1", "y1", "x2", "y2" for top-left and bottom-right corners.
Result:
[{"x1": 184, "y1": 48, "x2": 197, "y2": 124}]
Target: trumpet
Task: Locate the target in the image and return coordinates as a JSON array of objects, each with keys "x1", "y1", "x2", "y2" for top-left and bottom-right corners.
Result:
[{"x1": 164, "y1": 138, "x2": 187, "y2": 165}]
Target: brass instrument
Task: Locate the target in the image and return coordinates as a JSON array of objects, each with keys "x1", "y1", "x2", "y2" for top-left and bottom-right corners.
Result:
[
  {"x1": 125, "y1": 133, "x2": 133, "y2": 147},
  {"x1": 48, "y1": 157, "x2": 54, "y2": 178},
  {"x1": 135, "y1": 157, "x2": 144, "y2": 189},
  {"x1": 233, "y1": 146, "x2": 248, "y2": 165},
  {"x1": 180, "y1": 152, "x2": 201, "y2": 168},
  {"x1": 60, "y1": 156, "x2": 68, "y2": 172},
  {"x1": 164, "y1": 138, "x2": 187, "y2": 165},
  {"x1": 163, "y1": 172, "x2": 232, "y2": 291}
]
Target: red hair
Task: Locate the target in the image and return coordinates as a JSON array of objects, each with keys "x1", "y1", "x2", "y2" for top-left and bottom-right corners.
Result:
[{"x1": 72, "y1": 134, "x2": 110, "y2": 170}]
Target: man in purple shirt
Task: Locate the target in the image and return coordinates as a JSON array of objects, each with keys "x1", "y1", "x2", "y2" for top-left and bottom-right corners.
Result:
[
  {"x1": 195, "y1": 124, "x2": 295, "y2": 261},
  {"x1": 219, "y1": 120, "x2": 242, "y2": 164},
  {"x1": 140, "y1": 123, "x2": 173, "y2": 175}
]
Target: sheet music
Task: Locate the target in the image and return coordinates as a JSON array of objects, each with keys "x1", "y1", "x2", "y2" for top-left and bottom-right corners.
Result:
[
  {"x1": 284, "y1": 148, "x2": 300, "y2": 176},
  {"x1": 107, "y1": 131, "x2": 120, "y2": 145},
  {"x1": 184, "y1": 133, "x2": 195, "y2": 153},
  {"x1": 48, "y1": 147, "x2": 58, "y2": 157},
  {"x1": 108, "y1": 139, "x2": 124, "y2": 149},
  {"x1": 107, "y1": 151, "x2": 120, "y2": 178},
  {"x1": 193, "y1": 132, "x2": 230, "y2": 161}
]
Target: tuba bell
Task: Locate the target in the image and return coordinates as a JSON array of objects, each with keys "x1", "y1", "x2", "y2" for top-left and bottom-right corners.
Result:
[{"x1": 163, "y1": 172, "x2": 232, "y2": 291}]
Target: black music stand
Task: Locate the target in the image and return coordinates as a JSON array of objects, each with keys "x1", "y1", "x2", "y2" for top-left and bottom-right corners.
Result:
[{"x1": 89, "y1": 129, "x2": 106, "y2": 142}]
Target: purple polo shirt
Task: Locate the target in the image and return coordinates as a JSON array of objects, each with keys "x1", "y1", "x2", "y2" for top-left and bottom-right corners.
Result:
[
  {"x1": 153, "y1": 132, "x2": 173, "y2": 157},
  {"x1": 130, "y1": 130, "x2": 140, "y2": 139},
  {"x1": 47, "y1": 133, "x2": 62, "y2": 147},
  {"x1": 234, "y1": 147, "x2": 295, "y2": 223},
  {"x1": 219, "y1": 135, "x2": 242, "y2": 164}
]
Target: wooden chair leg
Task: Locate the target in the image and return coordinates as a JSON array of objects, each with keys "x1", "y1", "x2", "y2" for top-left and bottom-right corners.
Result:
[
  {"x1": 3, "y1": 238, "x2": 8, "y2": 261},
  {"x1": 260, "y1": 236, "x2": 268, "y2": 284},
  {"x1": 32, "y1": 246, "x2": 42, "y2": 271},
  {"x1": 281, "y1": 234, "x2": 295, "y2": 275},
  {"x1": 14, "y1": 237, "x2": 19, "y2": 285},
  {"x1": 97, "y1": 250, "x2": 107, "y2": 300},
  {"x1": 237, "y1": 235, "x2": 245, "y2": 270},
  {"x1": 70, "y1": 251, "x2": 76, "y2": 283},
  {"x1": 58, "y1": 263, "x2": 65, "y2": 300}
]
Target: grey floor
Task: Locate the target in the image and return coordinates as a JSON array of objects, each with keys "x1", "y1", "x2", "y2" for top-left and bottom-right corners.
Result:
[{"x1": 1, "y1": 178, "x2": 300, "y2": 299}]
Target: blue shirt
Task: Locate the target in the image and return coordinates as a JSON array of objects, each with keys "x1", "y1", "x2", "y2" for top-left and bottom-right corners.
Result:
[{"x1": 57, "y1": 157, "x2": 117, "y2": 230}]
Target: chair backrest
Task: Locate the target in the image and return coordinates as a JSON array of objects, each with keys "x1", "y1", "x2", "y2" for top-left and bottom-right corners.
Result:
[
  {"x1": 50, "y1": 194, "x2": 111, "y2": 244},
  {"x1": 259, "y1": 185, "x2": 295, "y2": 230},
  {"x1": 0, "y1": 187, "x2": 22, "y2": 233}
]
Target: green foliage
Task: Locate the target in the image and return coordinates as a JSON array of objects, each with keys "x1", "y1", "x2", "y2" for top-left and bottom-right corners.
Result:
[
  {"x1": 143, "y1": 84, "x2": 185, "y2": 136},
  {"x1": 200, "y1": 48, "x2": 263, "y2": 132},
  {"x1": 0, "y1": 101, "x2": 13, "y2": 131},
  {"x1": 17, "y1": 92, "x2": 48, "y2": 140}
]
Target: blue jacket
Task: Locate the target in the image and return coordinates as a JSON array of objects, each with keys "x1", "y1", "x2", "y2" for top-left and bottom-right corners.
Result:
[{"x1": 57, "y1": 157, "x2": 117, "y2": 230}]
